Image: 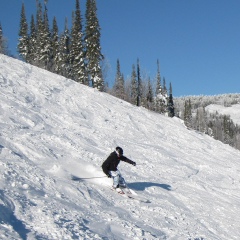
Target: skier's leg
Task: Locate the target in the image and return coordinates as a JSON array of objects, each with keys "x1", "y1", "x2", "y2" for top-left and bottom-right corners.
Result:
[
  {"x1": 118, "y1": 173, "x2": 126, "y2": 188},
  {"x1": 110, "y1": 170, "x2": 120, "y2": 188}
]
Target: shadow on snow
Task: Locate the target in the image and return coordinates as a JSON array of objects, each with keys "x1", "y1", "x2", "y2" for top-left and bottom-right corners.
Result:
[
  {"x1": 127, "y1": 182, "x2": 172, "y2": 191},
  {"x1": 0, "y1": 190, "x2": 30, "y2": 240}
]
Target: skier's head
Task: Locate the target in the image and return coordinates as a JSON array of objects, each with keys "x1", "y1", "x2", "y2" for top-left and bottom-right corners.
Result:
[{"x1": 116, "y1": 146, "x2": 123, "y2": 156}]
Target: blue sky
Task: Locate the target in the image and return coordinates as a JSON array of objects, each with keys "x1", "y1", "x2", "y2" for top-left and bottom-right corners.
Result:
[{"x1": 0, "y1": 0, "x2": 240, "y2": 97}]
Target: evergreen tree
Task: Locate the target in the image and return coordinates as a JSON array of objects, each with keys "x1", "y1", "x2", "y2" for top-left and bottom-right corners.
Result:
[
  {"x1": 55, "y1": 18, "x2": 71, "y2": 77},
  {"x1": 0, "y1": 23, "x2": 3, "y2": 53},
  {"x1": 18, "y1": 3, "x2": 29, "y2": 61},
  {"x1": 155, "y1": 60, "x2": 167, "y2": 113},
  {"x1": 194, "y1": 107, "x2": 207, "y2": 133},
  {"x1": 0, "y1": 23, "x2": 8, "y2": 55},
  {"x1": 162, "y1": 77, "x2": 168, "y2": 97},
  {"x1": 28, "y1": 15, "x2": 37, "y2": 64},
  {"x1": 85, "y1": 0, "x2": 103, "y2": 90},
  {"x1": 130, "y1": 64, "x2": 138, "y2": 105},
  {"x1": 113, "y1": 59, "x2": 125, "y2": 99},
  {"x1": 146, "y1": 78, "x2": 154, "y2": 110},
  {"x1": 223, "y1": 115, "x2": 234, "y2": 145},
  {"x1": 50, "y1": 16, "x2": 59, "y2": 73},
  {"x1": 70, "y1": 0, "x2": 86, "y2": 84},
  {"x1": 167, "y1": 82, "x2": 175, "y2": 117},
  {"x1": 184, "y1": 99, "x2": 192, "y2": 128},
  {"x1": 136, "y1": 58, "x2": 142, "y2": 106},
  {"x1": 155, "y1": 59, "x2": 162, "y2": 96},
  {"x1": 35, "y1": 1, "x2": 44, "y2": 67},
  {"x1": 41, "y1": 3, "x2": 52, "y2": 69}
]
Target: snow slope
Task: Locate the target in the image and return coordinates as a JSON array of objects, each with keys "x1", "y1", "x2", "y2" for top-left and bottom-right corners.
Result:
[
  {"x1": 206, "y1": 104, "x2": 240, "y2": 125},
  {"x1": 0, "y1": 54, "x2": 240, "y2": 240}
]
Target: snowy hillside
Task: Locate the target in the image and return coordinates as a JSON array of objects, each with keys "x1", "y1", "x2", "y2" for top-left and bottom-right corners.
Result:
[
  {"x1": 206, "y1": 104, "x2": 240, "y2": 125},
  {"x1": 0, "y1": 54, "x2": 240, "y2": 240}
]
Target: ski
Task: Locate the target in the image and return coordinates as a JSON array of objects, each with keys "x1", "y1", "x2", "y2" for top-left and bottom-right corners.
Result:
[
  {"x1": 112, "y1": 186, "x2": 151, "y2": 203},
  {"x1": 111, "y1": 186, "x2": 125, "y2": 195},
  {"x1": 125, "y1": 193, "x2": 151, "y2": 203},
  {"x1": 123, "y1": 189, "x2": 151, "y2": 203}
]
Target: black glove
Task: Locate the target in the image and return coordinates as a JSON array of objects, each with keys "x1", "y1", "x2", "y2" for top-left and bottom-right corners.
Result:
[
  {"x1": 132, "y1": 162, "x2": 136, "y2": 166},
  {"x1": 107, "y1": 173, "x2": 111, "y2": 178}
]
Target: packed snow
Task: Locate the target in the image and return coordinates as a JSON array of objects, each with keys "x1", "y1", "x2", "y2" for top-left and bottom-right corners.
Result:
[{"x1": 0, "y1": 54, "x2": 240, "y2": 240}]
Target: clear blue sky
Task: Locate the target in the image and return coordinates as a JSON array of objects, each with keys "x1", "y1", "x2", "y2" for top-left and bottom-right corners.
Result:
[{"x1": 0, "y1": 0, "x2": 240, "y2": 97}]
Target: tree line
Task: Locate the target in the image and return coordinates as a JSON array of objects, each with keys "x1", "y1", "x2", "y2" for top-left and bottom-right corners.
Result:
[
  {"x1": 175, "y1": 94, "x2": 240, "y2": 150},
  {"x1": 16, "y1": 0, "x2": 175, "y2": 117},
  {"x1": 108, "y1": 58, "x2": 175, "y2": 117},
  {"x1": 18, "y1": 0, "x2": 103, "y2": 90}
]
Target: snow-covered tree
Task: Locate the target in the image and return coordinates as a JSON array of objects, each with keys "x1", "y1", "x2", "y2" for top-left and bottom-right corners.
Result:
[
  {"x1": 155, "y1": 60, "x2": 168, "y2": 113},
  {"x1": 18, "y1": 3, "x2": 29, "y2": 61},
  {"x1": 130, "y1": 64, "x2": 138, "y2": 105},
  {"x1": 167, "y1": 83, "x2": 175, "y2": 117},
  {"x1": 35, "y1": 1, "x2": 44, "y2": 67},
  {"x1": 146, "y1": 78, "x2": 154, "y2": 110},
  {"x1": 0, "y1": 24, "x2": 3, "y2": 53},
  {"x1": 70, "y1": 0, "x2": 86, "y2": 84},
  {"x1": 28, "y1": 15, "x2": 37, "y2": 64},
  {"x1": 40, "y1": 3, "x2": 52, "y2": 70},
  {"x1": 184, "y1": 99, "x2": 192, "y2": 128},
  {"x1": 113, "y1": 59, "x2": 125, "y2": 99},
  {"x1": 136, "y1": 59, "x2": 142, "y2": 106},
  {"x1": 50, "y1": 16, "x2": 59, "y2": 73},
  {"x1": 55, "y1": 18, "x2": 71, "y2": 78},
  {"x1": 155, "y1": 59, "x2": 162, "y2": 96},
  {"x1": 85, "y1": 0, "x2": 103, "y2": 90},
  {"x1": 0, "y1": 23, "x2": 9, "y2": 55}
]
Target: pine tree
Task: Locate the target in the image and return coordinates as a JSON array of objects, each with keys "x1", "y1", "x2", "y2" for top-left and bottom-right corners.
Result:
[
  {"x1": 184, "y1": 99, "x2": 192, "y2": 128},
  {"x1": 194, "y1": 107, "x2": 207, "y2": 133},
  {"x1": 155, "y1": 59, "x2": 162, "y2": 96},
  {"x1": 55, "y1": 18, "x2": 71, "y2": 77},
  {"x1": 113, "y1": 59, "x2": 125, "y2": 99},
  {"x1": 41, "y1": 3, "x2": 52, "y2": 69},
  {"x1": 130, "y1": 64, "x2": 138, "y2": 105},
  {"x1": 0, "y1": 23, "x2": 8, "y2": 55},
  {"x1": 136, "y1": 58, "x2": 142, "y2": 106},
  {"x1": 0, "y1": 23, "x2": 3, "y2": 53},
  {"x1": 85, "y1": 0, "x2": 103, "y2": 90},
  {"x1": 146, "y1": 78, "x2": 154, "y2": 110},
  {"x1": 155, "y1": 60, "x2": 167, "y2": 113},
  {"x1": 70, "y1": 0, "x2": 86, "y2": 84},
  {"x1": 50, "y1": 16, "x2": 59, "y2": 73},
  {"x1": 28, "y1": 15, "x2": 37, "y2": 64},
  {"x1": 18, "y1": 3, "x2": 29, "y2": 61},
  {"x1": 162, "y1": 77, "x2": 168, "y2": 98},
  {"x1": 223, "y1": 115, "x2": 234, "y2": 145},
  {"x1": 167, "y1": 83, "x2": 175, "y2": 117},
  {"x1": 35, "y1": 1, "x2": 44, "y2": 67}
]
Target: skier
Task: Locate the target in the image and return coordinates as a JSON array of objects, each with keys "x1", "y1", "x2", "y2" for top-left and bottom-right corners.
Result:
[{"x1": 102, "y1": 147, "x2": 136, "y2": 190}]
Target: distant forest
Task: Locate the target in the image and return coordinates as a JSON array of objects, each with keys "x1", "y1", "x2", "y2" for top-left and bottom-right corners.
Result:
[{"x1": 174, "y1": 94, "x2": 240, "y2": 150}]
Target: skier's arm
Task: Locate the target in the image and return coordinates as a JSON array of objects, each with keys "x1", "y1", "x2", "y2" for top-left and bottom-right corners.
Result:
[{"x1": 120, "y1": 156, "x2": 136, "y2": 166}]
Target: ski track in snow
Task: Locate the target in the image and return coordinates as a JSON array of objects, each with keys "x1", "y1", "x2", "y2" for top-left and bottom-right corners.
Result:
[{"x1": 0, "y1": 54, "x2": 240, "y2": 239}]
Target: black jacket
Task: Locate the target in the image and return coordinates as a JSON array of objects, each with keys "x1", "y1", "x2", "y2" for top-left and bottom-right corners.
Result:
[{"x1": 102, "y1": 151, "x2": 135, "y2": 176}]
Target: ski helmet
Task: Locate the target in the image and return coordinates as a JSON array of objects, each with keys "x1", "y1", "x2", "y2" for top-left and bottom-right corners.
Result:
[{"x1": 116, "y1": 146, "x2": 123, "y2": 156}]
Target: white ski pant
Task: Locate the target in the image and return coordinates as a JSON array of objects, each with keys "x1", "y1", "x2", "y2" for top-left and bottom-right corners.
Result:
[{"x1": 109, "y1": 170, "x2": 126, "y2": 188}]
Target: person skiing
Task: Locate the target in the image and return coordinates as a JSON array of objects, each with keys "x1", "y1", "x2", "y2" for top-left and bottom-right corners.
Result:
[{"x1": 102, "y1": 147, "x2": 136, "y2": 190}]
